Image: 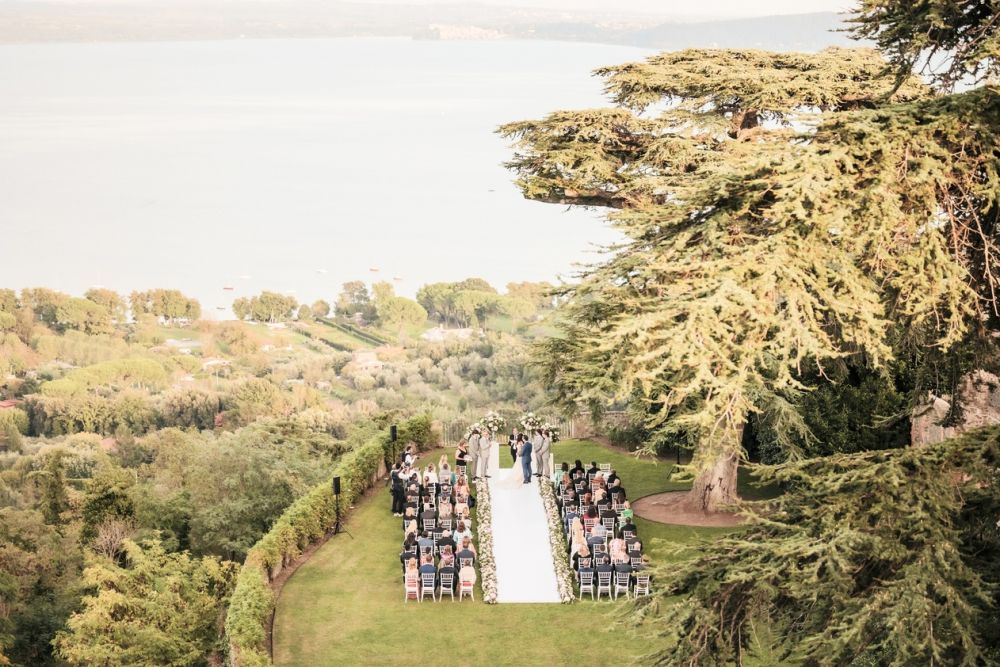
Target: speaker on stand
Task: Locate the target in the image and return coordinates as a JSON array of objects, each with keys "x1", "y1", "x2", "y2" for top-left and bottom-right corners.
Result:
[{"x1": 332, "y1": 475, "x2": 353, "y2": 539}]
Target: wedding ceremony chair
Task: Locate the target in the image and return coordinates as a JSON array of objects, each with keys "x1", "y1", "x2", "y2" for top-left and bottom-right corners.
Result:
[
  {"x1": 596, "y1": 571, "x2": 613, "y2": 600},
  {"x1": 578, "y1": 570, "x2": 596, "y2": 600}
]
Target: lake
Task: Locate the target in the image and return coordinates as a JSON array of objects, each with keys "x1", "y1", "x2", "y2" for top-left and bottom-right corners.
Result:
[{"x1": 0, "y1": 37, "x2": 650, "y2": 314}]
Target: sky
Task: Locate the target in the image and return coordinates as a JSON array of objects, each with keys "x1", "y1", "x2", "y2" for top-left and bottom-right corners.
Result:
[{"x1": 351, "y1": 0, "x2": 853, "y2": 19}]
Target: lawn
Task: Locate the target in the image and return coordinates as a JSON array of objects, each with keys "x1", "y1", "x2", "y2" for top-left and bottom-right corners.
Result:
[{"x1": 272, "y1": 439, "x2": 763, "y2": 666}]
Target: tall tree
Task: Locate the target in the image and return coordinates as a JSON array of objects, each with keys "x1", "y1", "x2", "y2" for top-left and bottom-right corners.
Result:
[{"x1": 501, "y1": 48, "x2": 928, "y2": 510}]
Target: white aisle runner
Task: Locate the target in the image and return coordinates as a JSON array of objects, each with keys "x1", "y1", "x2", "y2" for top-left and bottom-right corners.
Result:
[{"x1": 488, "y1": 465, "x2": 562, "y2": 603}]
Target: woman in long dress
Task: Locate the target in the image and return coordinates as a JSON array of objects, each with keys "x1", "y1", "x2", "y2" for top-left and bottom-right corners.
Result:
[{"x1": 505, "y1": 434, "x2": 526, "y2": 488}]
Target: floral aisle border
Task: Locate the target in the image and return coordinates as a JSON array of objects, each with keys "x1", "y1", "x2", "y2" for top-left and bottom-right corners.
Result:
[
  {"x1": 538, "y1": 479, "x2": 576, "y2": 603},
  {"x1": 475, "y1": 478, "x2": 499, "y2": 604}
]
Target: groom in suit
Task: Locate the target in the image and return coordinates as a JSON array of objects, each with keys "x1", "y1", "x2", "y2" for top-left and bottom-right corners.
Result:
[{"x1": 520, "y1": 437, "x2": 533, "y2": 484}]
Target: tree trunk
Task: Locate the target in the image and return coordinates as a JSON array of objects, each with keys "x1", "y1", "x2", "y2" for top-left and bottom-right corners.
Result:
[{"x1": 682, "y1": 421, "x2": 744, "y2": 513}]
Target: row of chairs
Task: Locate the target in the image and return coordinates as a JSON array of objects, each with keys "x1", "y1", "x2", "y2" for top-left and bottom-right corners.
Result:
[
  {"x1": 404, "y1": 570, "x2": 475, "y2": 602},
  {"x1": 578, "y1": 570, "x2": 651, "y2": 600}
]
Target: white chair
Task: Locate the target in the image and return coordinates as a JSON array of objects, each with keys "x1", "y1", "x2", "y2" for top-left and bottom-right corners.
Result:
[
  {"x1": 459, "y1": 575, "x2": 475, "y2": 601},
  {"x1": 578, "y1": 570, "x2": 595, "y2": 600},
  {"x1": 602, "y1": 517, "x2": 616, "y2": 534},
  {"x1": 404, "y1": 574, "x2": 419, "y2": 602},
  {"x1": 599, "y1": 463, "x2": 611, "y2": 473},
  {"x1": 613, "y1": 570, "x2": 630, "y2": 599},
  {"x1": 634, "y1": 573, "x2": 651, "y2": 597},
  {"x1": 630, "y1": 555, "x2": 643, "y2": 569},
  {"x1": 439, "y1": 518, "x2": 452, "y2": 531},
  {"x1": 596, "y1": 571, "x2": 613, "y2": 600},
  {"x1": 420, "y1": 572, "x2": 437, "y2": 602},
  {"x1": 439, "y1": 571, "x2": 455, "y2": 601},
  {"x1": 424, "y1": 518, "x2": 436, "y2": 531},
  {"x1": 459, "y1": 557, "x2": 474, "y2": 569}
]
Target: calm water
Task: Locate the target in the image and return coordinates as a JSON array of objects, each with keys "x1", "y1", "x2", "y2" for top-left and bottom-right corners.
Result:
[{"x1": 0, "y1": 38, "x2": 649, "y2": 314}]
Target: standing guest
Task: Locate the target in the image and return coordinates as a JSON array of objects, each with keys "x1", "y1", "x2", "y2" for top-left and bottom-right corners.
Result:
[
  {"x1": 455, "y1": 439, "x2": 470, "y2": 477},
  {"x1": 531, "y1": 429, "x2": 544, "y2": 477},
  {"x1": 390, "y1": 463, "x2": 405, "y2": 517},
  {"x1": 402, "y1": 445, "x2": 416, "y2": 468},
  {"x1": 425, "y1": 464, "x2": 439, "y2": 486},
  {"x1": 520, "y1": 434, "x2": 534, "y2": 484}
]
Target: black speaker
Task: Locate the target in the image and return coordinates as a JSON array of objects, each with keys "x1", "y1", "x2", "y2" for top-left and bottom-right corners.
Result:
[
  {"x1": 390, "y1": 424, "x2": 398, "y2": 442},
  {"x1": 332, "y1": 476, "x2": 341, "y2": 495}
]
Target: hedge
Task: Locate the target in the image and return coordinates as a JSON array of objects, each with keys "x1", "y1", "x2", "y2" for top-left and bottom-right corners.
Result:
[{"x1": 223, "y1": 414, "x2": 434, "y2": 667}]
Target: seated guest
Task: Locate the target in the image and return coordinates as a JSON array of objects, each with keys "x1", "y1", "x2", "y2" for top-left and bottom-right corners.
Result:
[
  {"x1": 418, "y1": 553, "x2": 437, "y2": 577},
  {"x1": 584, "y1": 505, "x2": 600, "y2": 524},
  {"x1": 439, "y1": 461, "x2": 456, "y2": 486},
  {"x1": 404, "y1": 519, "x2": 418, "y2": 539},
  {"x1": 607, "y1": 469, "x2": 620, "y2": 487},
  {"x1": 425, "y1": 464, "x2": 439, "y2": 486},
  {"x1": 593, "y1": 472, "x2": 607, "y2": 490},
  {"x1": 571, "y1": 543, "x2": 591, "y2": 571},
  {"x1": 621, "y1": 518, "x2": 639, "y2": 537},
  {"x1": 460, "y1": 534, "x2": 477, "y2": 557},
  {"x1": 453, "y1": 520, "x2": 473, "y2": 545},
  {"x1": 595, "y1": 489, "x2": 611, "y2": 510},
  {"x1": 587, "y1": 461, "x2": 600, "y2": 477},
  {"x1": 456, "y1": 537, "x2": 476, "y2": 565},
  {"x1": 553, "y1": 462, "x2": 569, "y2": 484},
  {"x1": 571, "y1": 459, "x2": 586, "y2": 476},
  {"x1": 417, "y1": 530, "x2": 434, "y2": 554},
  {"x1": 613, "y1": 558, "x2": 633, "y2": 579},
  {"x1": 599, "y1": 503, "x2": 617, "y2": 523},
  {"x1": 564, "y1": 507, "x2": 580, "y2": 534},
  {"x1": 438, "y1": 500, "x2": 453, "y2": 519},
  {"x1": 596, "y1": 557, "x2": 614, "y2": 578},
  {"x1": 420, "y1": 505, "x2": 436, "y2": 528},
  {"x1": 620, "y1": 501, "x2": 634, "y2": 523},
  {"x1": 405, "y1": 556, "x2": 419, "y2": 578},
  {"x1": 454, "y1": 495, "x2": 470, "y2": 521},
  {"x1": 402, "y1": 532, "x2": 418, "y2": 553},
  {"x1": 458, "y1": 564, "x2": 476, "y2": 590},
  {"x1": 590, "y1": 523, "x2": 608, "y2": 542},
  {"x1": 454, "y1": 475, "x2": 471, "y2": 500},
  {"x1": 438, "y1": 529, "x2": 456, "y2": 554},
  {"x1": 609, "y1": 537, "x2": 628, "y2": 563},
  {"x1": 610, "y1": 478, "x2": 626, "y2": 501}
]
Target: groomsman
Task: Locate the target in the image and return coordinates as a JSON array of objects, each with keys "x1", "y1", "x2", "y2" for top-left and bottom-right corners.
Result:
[
  {"x1": 536, "y1": 429, "x2": 552, "y2": 479},
  {"x1": 478, "y1": 432, "x2": 493, "y2": 479},
  {"x1": 531, "y1": 429, "x2": 544, "y2": 477},
  {"x1": 468, "y1": 429, "x2": 481, "y2": 481}
]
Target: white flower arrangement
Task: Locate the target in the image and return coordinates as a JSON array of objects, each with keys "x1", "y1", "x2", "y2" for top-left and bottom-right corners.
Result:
[
  {"x1": 474, "y1": 478, "x2": 499, "y2": 604},
  {"x1": 538, "y1": 479, "x2": 576, "y2": 603},
  {"x1": 519, "y1": 411, "x2": 543, "y2": 431},
  {"x1": 480, "y1": 411, "x2": 507, "y2": 435},
  {"x1": 463, "y1": 421, "x2": 483, "y2": 441},
  {"x1": 542, "y1": 422, "x2": 561, "y2": 442}
]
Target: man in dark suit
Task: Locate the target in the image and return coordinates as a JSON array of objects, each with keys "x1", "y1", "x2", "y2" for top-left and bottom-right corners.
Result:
[
  {"x1": 437, "y1": 530, "x2": 456, "y2": 554},
  {"x1": 417, "y1": 531, "x2": 434, "y2": 554},
  {"x1": 390, "y1": 463, "x2": 405, "y2": 516},
  {"x1": 621, "y1": 519, "x2": 639, "y2": 538},
  {"x1": 420, "y1": 505, "x2": 436, "y2": 529},
  {"x1": 456, "y1": 539, "x2": 476, "y2": 567},
  {"x1": 418, "y1": 554, "x2": 437, "y2": 578}
]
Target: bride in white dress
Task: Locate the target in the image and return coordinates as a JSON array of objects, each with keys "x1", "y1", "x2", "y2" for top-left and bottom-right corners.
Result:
[{"x1": 504, "y1": 433, "x2": 527, "y2": 488}]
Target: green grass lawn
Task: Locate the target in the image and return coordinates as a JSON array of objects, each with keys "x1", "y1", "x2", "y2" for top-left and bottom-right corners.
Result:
[{"x1": 272, "y1": 439, "x2": 765, "y2": 666}]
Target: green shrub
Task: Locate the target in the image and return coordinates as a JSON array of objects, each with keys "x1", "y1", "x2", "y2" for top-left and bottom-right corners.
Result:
[{"x1": 223, "y1": 414, "x2": 432, "y2": 666}]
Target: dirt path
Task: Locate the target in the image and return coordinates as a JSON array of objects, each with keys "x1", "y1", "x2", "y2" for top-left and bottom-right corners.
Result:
[{"x1": 633, "y1": 491, "x2": 746, "y2": 528}]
